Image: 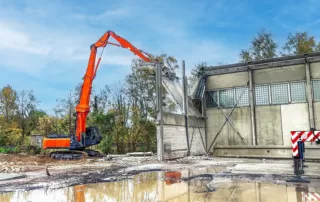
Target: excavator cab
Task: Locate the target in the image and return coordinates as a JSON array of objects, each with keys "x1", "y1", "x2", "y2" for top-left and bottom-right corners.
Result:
[{"x1": 69, "y1": 126, "x2": 102, "y2": 150}]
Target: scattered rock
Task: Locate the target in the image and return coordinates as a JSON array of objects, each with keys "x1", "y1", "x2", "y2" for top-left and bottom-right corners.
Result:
[
  {"x1": 103, "y1": 177, "x2": 117, "y2": 182},
  {"x1": 87, "y1": 159, "x2": 98, "y2": 163}
]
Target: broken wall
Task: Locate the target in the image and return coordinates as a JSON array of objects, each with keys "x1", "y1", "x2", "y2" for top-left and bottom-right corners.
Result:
[{"x1": 156, "y1": 113, "x2": 206, "y2": 160}]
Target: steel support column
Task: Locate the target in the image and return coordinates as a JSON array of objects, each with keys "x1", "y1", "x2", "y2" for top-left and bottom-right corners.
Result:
[
  {"x1": 248, "y1": 67, "x2": 257, "y2": 145},
  {"x1": 305, "y1": 55, "x2": 315, "y2": 130}
]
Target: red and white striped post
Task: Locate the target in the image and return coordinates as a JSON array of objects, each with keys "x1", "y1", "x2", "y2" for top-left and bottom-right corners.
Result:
[
  {"x1": 302, "y1": 192, "x2": 320, "y2": 201},
  {"x1": 291, "y1": 130, "x2": 320, "y2": 157},
  {"x1": 287, "y1": 130, "x2": 320, "y2": 183}
]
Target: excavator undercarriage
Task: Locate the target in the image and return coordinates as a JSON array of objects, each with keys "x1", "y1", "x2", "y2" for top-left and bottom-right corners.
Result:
[
  {"x1": 48, "y1": 149, "x2": 102, "y2": 160},
  {"x1": 44, "y1": 126, "x2": 103, "y2": 160}
]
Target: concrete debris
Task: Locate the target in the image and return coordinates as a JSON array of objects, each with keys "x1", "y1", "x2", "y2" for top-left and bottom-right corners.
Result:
[{"x1": 127, "y1": 152, "x2": 154, "y2": 157}]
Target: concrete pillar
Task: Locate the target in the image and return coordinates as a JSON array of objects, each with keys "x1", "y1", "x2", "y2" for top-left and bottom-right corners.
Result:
[
  {"x1": 305, "y1": 55, "x2": 315, "y2": 129},
  {"x1": 202, "y1": 84, "x2": 207, "y2": 151},
  {"x1": 182, "y1": 60, "x2": 190, "y2": 156},
  {"x1": 248, "y1": 67, "x2": 257, "y2": 145},
  {"x1": 156, "y1": 61, "x2": 164, "y2": 161}
]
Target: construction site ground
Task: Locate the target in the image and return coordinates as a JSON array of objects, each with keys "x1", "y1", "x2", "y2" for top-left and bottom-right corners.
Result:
[{"x1": 0, "y1": 153, "x2": 320, "y2": 193}]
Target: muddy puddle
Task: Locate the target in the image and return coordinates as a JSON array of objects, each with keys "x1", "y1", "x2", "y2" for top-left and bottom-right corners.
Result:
[{"x1": 0, "y1": 166, "x2": 320, "y2": 202}]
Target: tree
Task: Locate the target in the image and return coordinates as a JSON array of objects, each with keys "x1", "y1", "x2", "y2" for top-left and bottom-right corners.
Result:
[
  {"x1": 33, "y1": 115, "x2": 61, "y2": 136},
  {"x1": 55, "y1": 90, "x2": 76, "y2": 136},
  {"x1": 74, "y1": 82, "x2": 83, "y2": 104},
  {"x1": 188, "y1": 62, "x2": 207, "y2": 91},
  {"x1": 125, "y1": 54, "x2": 179, "y2": 120},
  {"x1": 15, "y1": 89, "x2": 38, "y2": 142},
  {"x1": 92, "y1": 84, "x2": 111, "y2": 114},
  {"x1": 27, "y1": 109, "x2": 47, "y2": 135},
  {"x1": 281, "y1": 32, "x2": 320, "y2": 56},
  {"x1": 110, "y1": 82, "x2": 129, "y2": 153},
  {"x1": 240, "y1": 29, "x2": 278, "y2": 62},
  {"x1": 94, "y1": 111, "x2": 115, "y2": 154},
  {"x1": 0, "y1": 85, "x2": 18, "y2": 121},
  {"x1": 0, "y1": 115, "x2": 21, "y2": 146}
]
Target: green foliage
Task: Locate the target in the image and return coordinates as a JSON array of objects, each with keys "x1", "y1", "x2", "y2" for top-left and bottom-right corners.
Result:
[
  {"x1": 0, "y1": 85, "x2": 17, "y2": 121},
  {"x1": 239, "y1": 30, "x2": 320, "y2": 62},
  {"x1": 0, "y1": 53, "x2": 179, "y2": 155},
  {"x1": 125, "y1": 54, "x2": 179, "y2": 120},
  {"x1": 0, "y1": 146, "x2": 20, "y2": 154},
  {"x1": 188, "y1": 62, "x2": 207, "y2": 91},
  {"x1": 99, "y1": 134, "x2": 113, "y2": 154},
  {"x1": 281, "y1": 32, "x2": 320, "y2": 56},
  {"x1": 28, "y1": 145, "x2": 42, "y2": 155},
  {"x1": 240, "y1": 29, "x2": 278, "y2": 62}
]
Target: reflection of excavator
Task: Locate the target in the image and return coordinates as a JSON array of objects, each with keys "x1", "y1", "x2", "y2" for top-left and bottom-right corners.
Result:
[
  {"x1": 42, "y1": 31, "x2": 152, "y2": 160},
  {"x1": 74, "y1": 185, "x2": 85, "y2": 202},
  {"x1": 165, "y1": 171, "x2": 182, "y2": 185}
]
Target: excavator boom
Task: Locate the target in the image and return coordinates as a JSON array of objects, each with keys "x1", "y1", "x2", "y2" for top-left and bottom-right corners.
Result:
[
  {"x1": 74, "y1": 31, "x2": 151, "y2": 142},
  {"x1": 42, "y1": 31, "x2": 152, "y2": 159}
]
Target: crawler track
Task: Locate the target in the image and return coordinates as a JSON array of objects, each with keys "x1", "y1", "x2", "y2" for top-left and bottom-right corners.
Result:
[
  {"x1": 49, "y1": 149, "x2": 103, "y2": 160},
  {"x1": 49, "y1": 151, "x2": 88, "y2": 160}
]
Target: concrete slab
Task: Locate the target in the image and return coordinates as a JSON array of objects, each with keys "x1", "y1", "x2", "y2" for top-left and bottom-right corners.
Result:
[{"x1": 0, "y1": 173, "x2": 27, "y2": 181}]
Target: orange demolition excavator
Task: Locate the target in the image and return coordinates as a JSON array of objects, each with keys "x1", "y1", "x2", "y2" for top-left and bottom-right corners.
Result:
[{"x1": 42, "y1": 31, "x2": 152, "y2": 160}]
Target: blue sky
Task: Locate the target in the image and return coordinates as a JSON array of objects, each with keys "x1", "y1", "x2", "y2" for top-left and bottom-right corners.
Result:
[{"x1": 0, "y1": 0, "x2": 319, "y2": 114}]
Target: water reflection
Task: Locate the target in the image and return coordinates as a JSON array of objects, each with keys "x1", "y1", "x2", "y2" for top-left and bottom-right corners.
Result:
[{"x1": 1, "y1": 167, "x2": 320, "y2": 202}]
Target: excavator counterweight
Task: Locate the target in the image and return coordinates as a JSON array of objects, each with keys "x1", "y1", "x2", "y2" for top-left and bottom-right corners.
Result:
[{"x1": 42, "y1": 31, "x2": 152, "y2": 160}]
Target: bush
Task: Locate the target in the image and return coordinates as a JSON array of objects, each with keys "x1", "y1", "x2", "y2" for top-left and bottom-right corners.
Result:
[
  {"x1": 0, "y1": 146, "x2": 20, "y2": 154},
  {"x1": 99, "y1": 135, "x2": 113, "y2": 154},
  {"x1": 28, "y1": 145, "x2": 42, "y2": 155}
]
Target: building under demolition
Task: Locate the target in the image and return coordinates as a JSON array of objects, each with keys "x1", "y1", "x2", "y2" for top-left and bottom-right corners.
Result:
[{"x1": 159, "y1": 52, "x2": 320, "y2": 160}]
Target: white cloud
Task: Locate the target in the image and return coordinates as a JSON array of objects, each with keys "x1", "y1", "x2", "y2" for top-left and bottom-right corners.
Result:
[
  {"x1": 0, "y1": 24, "x2": 52, "y2": 55},
  {"x1": 0, "y1": 21, "x2": 142, "y2": 78}
]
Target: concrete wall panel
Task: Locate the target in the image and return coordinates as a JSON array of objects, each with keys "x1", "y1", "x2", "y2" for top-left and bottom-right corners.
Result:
[
  {"x1": 228, "y1": 107, "x2": 252, "y2": 146},
  {"x1": 281, "y1": 103, "x2": 309, "y2": 146},
  {"x1": 313, "y1": 102, "x2": 320, "y2": 129},
  {"x1": 310, "y1": 62, "x2": 320, "y2": 79},
  {"x1": 206, "y1": 108, "x2": 229, "y2": 148},
  {"x1": 253, "y1": 64, "x2": 305, "y2": 84},
  {"x1": 206, "y1": 107, "x2": 251, "y2": 151},
  {"x1": 206, "y1": 72, "x2": 248, "y2": 89},
  {"x1": 189, "y1": 127, "x2": 206, "y2": 155},
  {"x1": 255, "y1": 106, "x2": 283, "y2": 145}
]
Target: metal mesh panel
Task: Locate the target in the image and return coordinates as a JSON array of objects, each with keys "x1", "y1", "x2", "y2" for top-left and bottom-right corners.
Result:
[
  {"x1": 290, "y1": 81, "x2": 306, "y2": 103},
  {"x1": 206, "y1": 91, "x2": 218, "y2": 107},
  {"x1": 254, "y1": 85, "x2": 269, "y2": 105},
  {"x1": 271, "y1": 83, "x2": 289, "y2": 104},
  {"x1": 219, "y1": 89, "x2": 234, "y2": 107},
  {"x1": 312, "y1": 80, "x2": 320, "y2": 101},
  {"x1": 235, "y1": 86, "x2": 249, "y2": 106}
]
